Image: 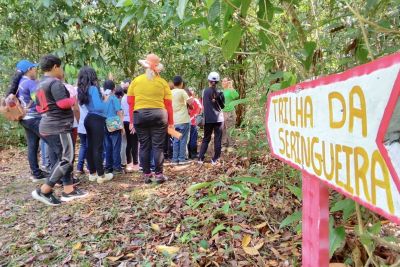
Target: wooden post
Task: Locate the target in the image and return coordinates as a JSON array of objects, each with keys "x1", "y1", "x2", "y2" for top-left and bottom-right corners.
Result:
[{"x1": 302, "y1": 172, "x2": 330, "y2": 267}]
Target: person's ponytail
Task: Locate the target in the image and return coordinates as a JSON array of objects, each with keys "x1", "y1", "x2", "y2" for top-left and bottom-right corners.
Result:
[{"x1": 6, "y1": 71, "x2": 24, "y2": 96}]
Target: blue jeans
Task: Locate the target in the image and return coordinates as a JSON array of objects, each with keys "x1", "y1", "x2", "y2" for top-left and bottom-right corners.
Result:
[
  {"x1": 40, "y1": 139, "x2": 51, "y2": 167},
  {"x1": 105, "y1": 129, "x2": 122, "y2": 171},
  {"x1": 77, "y1": 133, "x2": 89, "y2": 172},
  {"x1": 20, "y1": 118, "x2": 41, "y2": 177},
  {"x1": 188, "y1": 125, "x2": 198, "y2": 158},
  {"x1": 172, "y1": 123, "x2": 190, "y2": 162}
]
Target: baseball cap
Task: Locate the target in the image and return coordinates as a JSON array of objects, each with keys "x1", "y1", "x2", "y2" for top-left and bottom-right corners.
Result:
[
  {"x1": 208, "y1": 72, "x2": 220, "y2": 82},
  {"x1": 16, "y1": 60, "x2": 38, "y2": 73}
]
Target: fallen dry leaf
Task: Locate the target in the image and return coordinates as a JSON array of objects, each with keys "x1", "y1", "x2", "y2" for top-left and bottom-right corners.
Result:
[
  {"x1": 243, "y1": 246, "x2": 260, "y2": 256},
  {"x1": 156, "y1": 245, "x2": 180, "y2": 255},
  {"x1": 254, "y1": 222, "x2": 267, "y2": 229},
  {"x1": 151, "y1": 223, "x2": 161, "y2": 232},
  {"x1": 107, "y1": 255, "x2": 124, "y2": 262},
  {"x1": 242, "y1": 234, "x2": 251, "y2": 247},
  {"x1": 72, "y1": 242, "x2": 82, "y2": 251}
]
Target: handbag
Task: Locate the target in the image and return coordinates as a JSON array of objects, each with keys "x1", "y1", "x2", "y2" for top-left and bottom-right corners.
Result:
[
  {"x1": 0, "y1": 80, "x2": 30, "y2": 121},
  {"x1": 105, "y1": 96, "x2": 123, "y2": 132}
]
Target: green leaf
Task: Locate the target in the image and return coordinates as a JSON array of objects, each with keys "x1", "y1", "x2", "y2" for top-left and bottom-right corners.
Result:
[
  {"x1": 301, "y1": 41, "x2": 317, "y2": 71},
  {"x1": 356, "y1": 44, "x2": 369, "y2": 63},
  {"x1": 221, "y1": 24, "x2": 243, "y2": 59},
  {"x1": 212, "y1": 224, "x2": 226, "y2": 236},
  {"x1": 177, "y1": 0, "x2": 188, "y2": 20},
  {"x1": 42, "y1": 0, "x2": 51, "y2": 8},
  {"x1": 221, "y1": 202, "x2": 230, "y2": 213},
  {"x1": 120, "y1": 14, "x2": 135, "y2": 30},
  {"x1": 199, "y1": 28, "x2": 209, "y2": 40},
  {"x1": 232, "y1": 225, "x2": 241, "y2": 231},
  {"x1": 360, "y1": 233, "x2": 374, "y2": 248},
  {"x1": 279, "y1": 211, "x2": 301, "y2": 229},
  {"x1": 367, "y1": 221, "x2": 381, "y2": 235},
  {"x1": 208, "y1": 0, "x2": 221, "y2": 23},
  {"x1": 240, "y1": 0, "x2": 252, "y2": 18},
  {"x1": 199, "y1": 239, "x2": 209, "y2": 249},
  {"x1": 287, "y1": 185, "x2": 302, "y2": 200},
  {"x1": 330, "y1": 198, "x2": 355, "y2": 221},
  {"x1": 206, "y1": 0, "x2": 216, "y2": 9},
  {"x1": 329, "y1": 226, "x2": 345, "y2": 258},
  {"x1": 116, "y1": 0, "x2": 133, "y2": 7},
  {"x1": 229, "y1": 184, "x2": 251, "y2": 198},
  {"x1": 187, "y1": 182, "x2": 213, "y2": 194},
  {"x1": 232, "y1": 176, "x2": 261, "y2": 185}
]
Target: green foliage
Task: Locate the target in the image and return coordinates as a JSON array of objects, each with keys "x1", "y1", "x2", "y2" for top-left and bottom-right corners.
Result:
[
  {"x1": 279, "y1": 211, "x2": 301, "y2": 229},
  {"x1": 329, "y1": 217, "x2": 346, "y2": 258}
]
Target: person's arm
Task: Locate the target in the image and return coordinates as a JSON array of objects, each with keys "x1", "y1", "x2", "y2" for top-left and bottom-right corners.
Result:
[
  {"x1": 51, "y1": 81, "x2": 75, "y2": 109},
  {"x1": 233, "y1": 89, "x2": 239, "y2": 100},
  {"x1": 73, "y1": 97, "x2": 80, "y2": 122},
  {"x1": 163, "y1": 80, "x2": 174, "y2": 126}
]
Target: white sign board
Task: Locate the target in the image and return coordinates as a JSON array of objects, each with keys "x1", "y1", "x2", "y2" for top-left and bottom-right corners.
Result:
[{"x1": 266, "y1": 54, "x2": 400, "y2": 224}]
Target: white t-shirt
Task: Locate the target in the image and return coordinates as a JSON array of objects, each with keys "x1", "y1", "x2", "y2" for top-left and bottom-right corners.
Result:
[
  {"x1": 121, "y1": 95, "x2": 130, "y2": 122},
  {"x1": 78, "y1": 104, "x2": 88, "y2": 134}
]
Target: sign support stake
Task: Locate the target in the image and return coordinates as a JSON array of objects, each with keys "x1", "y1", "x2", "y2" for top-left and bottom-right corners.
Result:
[{"x1": 302, "y1": 172, "x2": 330, "y2": 266}]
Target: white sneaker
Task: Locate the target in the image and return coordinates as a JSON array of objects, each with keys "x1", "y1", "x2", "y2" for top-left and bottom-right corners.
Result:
[
  {"x1": 89, "y1": 174, "x2": 98, "y2": 182},
  {"x1": 97, "y1": 173, "x2": 113, "y2": 184}
]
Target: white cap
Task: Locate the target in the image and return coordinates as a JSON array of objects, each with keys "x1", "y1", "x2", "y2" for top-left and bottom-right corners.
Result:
[{"x1": 208, "y1": 71, "x2": 220, "y2": 82}]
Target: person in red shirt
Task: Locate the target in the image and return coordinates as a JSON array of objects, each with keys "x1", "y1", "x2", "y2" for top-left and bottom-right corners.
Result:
[{"x1": 187, "y1": 88, "x2": 202, "y2": 159}]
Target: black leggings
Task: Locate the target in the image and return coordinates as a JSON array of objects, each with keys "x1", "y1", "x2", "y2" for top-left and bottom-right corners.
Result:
[
  {"x1": 85, "y1": 113, "x2": 106, "y2": 176},
  {"x1": 123, "y1": 122, "x2": 138, "y2": 165},
  {"x1": 198, "y1": 122, "x2": 223, "y2": 161}
]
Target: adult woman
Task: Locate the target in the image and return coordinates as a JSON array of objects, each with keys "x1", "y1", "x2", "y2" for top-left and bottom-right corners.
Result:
[
  {"x1": 127, "y1": 54, "x2": 173, "y2": 184},
  {"x1": 221, "y1": 77, "x2": 239, "y2": 149},
  {"x1": 77, "y1": 67, "x2": 113, "y2": 184},
  {"x1": 198, "y1": 72, "x2": 225, "y2": 165},
  {"x1": 6, "y1": 60, "x2": 48, "y2": 182}
]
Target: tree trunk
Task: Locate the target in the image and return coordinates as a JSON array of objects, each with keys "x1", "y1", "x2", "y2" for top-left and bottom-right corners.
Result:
[{"x1": 235, "y1": 54, "x2": 246, "y2": 127}]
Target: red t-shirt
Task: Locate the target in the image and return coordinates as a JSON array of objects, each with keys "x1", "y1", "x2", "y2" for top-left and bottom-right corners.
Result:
[{"x1": 189, "y1": 98, "x2": 202, "y2": 126}]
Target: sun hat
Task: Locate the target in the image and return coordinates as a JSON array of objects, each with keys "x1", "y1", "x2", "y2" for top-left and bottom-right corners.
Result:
[
  {"x1": 138, "y1": 54, "x2": 164, "y2": 73},
  {"x1": 16, "y1": 60, "x2": 38, "y2": 73}
]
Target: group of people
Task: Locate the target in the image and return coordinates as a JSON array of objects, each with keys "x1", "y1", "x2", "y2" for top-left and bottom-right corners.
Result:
[{"x1": 4, "y1": 53, "x2": 239, "y2": 207}]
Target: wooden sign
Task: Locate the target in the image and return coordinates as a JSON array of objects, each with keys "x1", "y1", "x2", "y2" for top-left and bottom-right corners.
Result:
[{"x1": 266, "y1": 53, "x2": 400, "y2": 265}]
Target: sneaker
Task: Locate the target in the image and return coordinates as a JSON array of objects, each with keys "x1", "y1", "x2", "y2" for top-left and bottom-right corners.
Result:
[
  {"x1": 105, "y1": 169, "x2": 113, "y2": 174},
  {"x1": 60, "y1": 188, "x2": 89, "y2": 202},
  {"x1": 143, "y1": 173, "x2": 152, "y2": 184},
  {"x1": 211, "y1": 159, "x2": 220, "y2": 166},
  {"x1": 88, "y1": 174, "x2": 98, "y2": 182},
  {"x1": 178, "y1": 160, "x2": 191, "y2": 165},
  {"x1": 197, "y1": 159, "x2": 204, "y2": 165},
  {"x1": 31, "y1": 188, "x2": 61, "y2": 206},
  {"x1": 171, "y1": 161, "x2": 179, "y2": 166},
  {"x1": 113, "y1": 169, "x2": 125, "y2": 175},
  {"x1": 155, "y1": 173, "x2": 167, "y2": 184},
  {"x1": 30, "y1": 171, "x2": 48, "y2": 183},
  {"x1": 97, "y1": 173, "x2": 113, "y2": 184},
  {"x1": 75, "y1": 170, "x2": 84, "y2": 176}
]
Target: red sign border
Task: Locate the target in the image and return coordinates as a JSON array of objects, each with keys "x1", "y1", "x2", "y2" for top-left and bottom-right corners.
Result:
[{"x1": 265, "y1": 53, "x2": 400, "y2": 225}]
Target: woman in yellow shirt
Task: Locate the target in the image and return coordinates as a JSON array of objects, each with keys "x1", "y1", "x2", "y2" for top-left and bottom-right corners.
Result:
[{"x1": 127, "y1": 54, "x2": 173, "y2": 184}]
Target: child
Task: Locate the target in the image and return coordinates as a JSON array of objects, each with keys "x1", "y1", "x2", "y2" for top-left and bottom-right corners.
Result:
[
  {"x1": 104, "y1": 80, "x2": 124, "y2": 174},
  {"x1": 32, "y1": 55, "x2": 88, "y2": 206}
]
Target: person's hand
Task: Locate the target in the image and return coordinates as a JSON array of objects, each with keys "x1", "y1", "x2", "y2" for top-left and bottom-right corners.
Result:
[
  {"x1": 129, "y1": 123, "x2": 135, "y2": 134},
  {"x1": 6, "y1": 94, "x2": 16, "y2": 102}
]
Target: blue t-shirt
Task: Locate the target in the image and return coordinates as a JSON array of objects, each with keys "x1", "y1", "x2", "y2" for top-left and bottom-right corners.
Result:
[
  {"x1": 105, "y1": 95, "x2": 122, "y2": 118},
  {"x1": 87, "y1": 86, "x2": 106, "y2": 117},
  {"x1": 17, "y1": 76, "x2": 39, "y2": 119}
]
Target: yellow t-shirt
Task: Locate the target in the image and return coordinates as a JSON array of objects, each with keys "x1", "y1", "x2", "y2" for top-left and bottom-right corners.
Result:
[
  {"x1": 172, "y1": 88, "x2": 190, "y2": 124},
  {"x1": 127, "y1": 74, "x2": 172, "y2": 110}
]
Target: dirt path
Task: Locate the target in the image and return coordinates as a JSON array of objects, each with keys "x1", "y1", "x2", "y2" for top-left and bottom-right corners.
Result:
[{"x1": 0, "y1": 147, "x2": 301, "y2": 266}]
